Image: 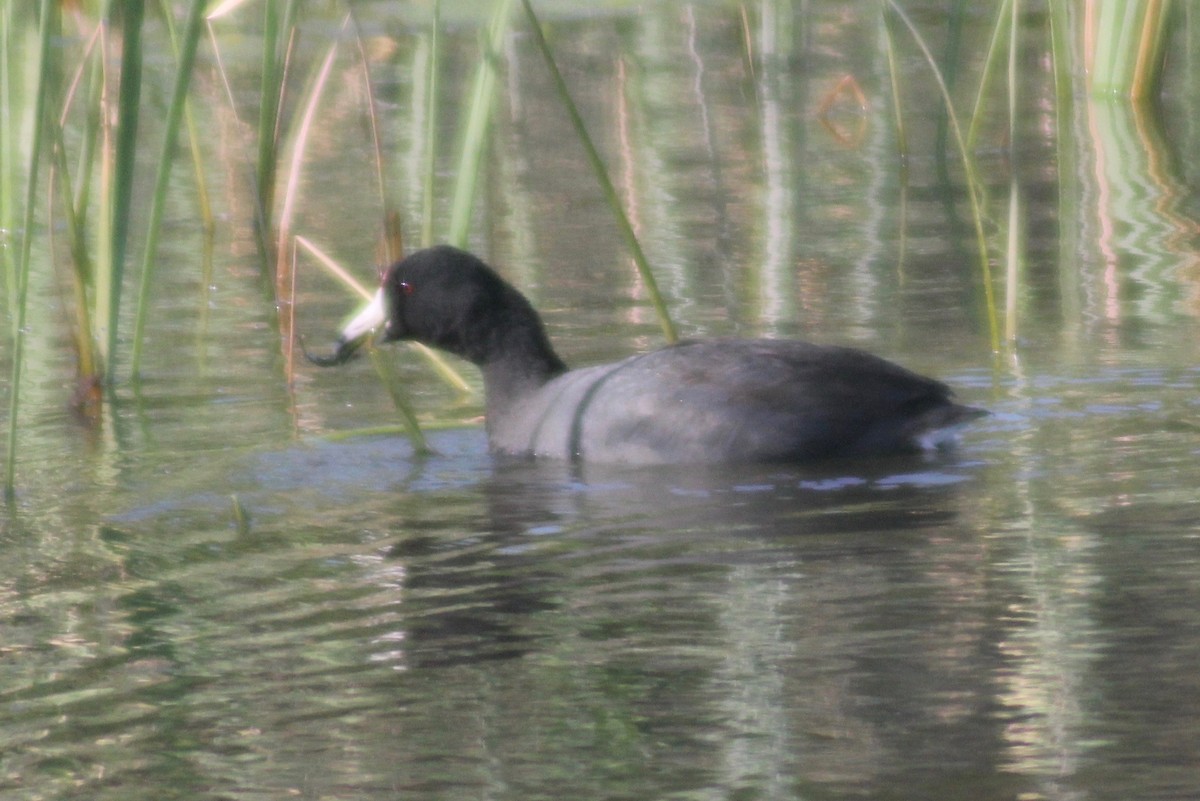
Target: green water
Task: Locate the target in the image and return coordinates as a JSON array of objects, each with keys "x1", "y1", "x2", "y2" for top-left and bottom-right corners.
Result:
[{"x1": 3, "y1": 3, "x2": 1200, "y2": 799}]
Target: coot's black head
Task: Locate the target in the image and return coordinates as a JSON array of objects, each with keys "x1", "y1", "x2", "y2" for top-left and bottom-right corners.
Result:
[{"x1": 319, "y1": 246, "x2": 565, "y2": 373}]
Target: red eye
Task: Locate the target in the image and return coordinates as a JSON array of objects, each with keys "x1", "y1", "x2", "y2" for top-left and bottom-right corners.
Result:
[{"x1": 399, "y1": 281, "x2": 414, "y2": 296}]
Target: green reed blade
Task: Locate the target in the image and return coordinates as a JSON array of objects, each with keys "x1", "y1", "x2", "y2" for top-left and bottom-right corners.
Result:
[
  {"x1": 272, "y1": 24, "x2": 342, "y2": 389},
  {"x1": 347, "y1": 11, "x2": 408, "y2": 268},
  {"x1": 160, "y1": 0, "x2": 215, "y2": 245},
  {"x1": 1130, "y1": 0, "x2": 1172, "y2": 99},
  {"x1": 447, "y1": 0, "x2": 513, "y2": 248},
  {"x1": 1004, "y1": 176, "x2": 1021, "y2": 343},
  {"x1": 255, "y1": 0, "x2": 282, "y2": 239},
  {"x1": 1, "y1": 3, "x2": 13, "y2": 308},
  {"x1": 369, "y1": 347, "x2": 432, "y2": 456},
  {"x1": 348, "y1": 11, "x2": 391, "y2": 233},
  {"x1": 230, "y1": 494, "x2": 252, "y2": 536},
  {"x1": 880, "y1": 10, "x2": 907, "y2": 163},
  {"x1": 68, "y1": 27, "x2": 103, "y2": 244},
  {"x1": 6, "y1": 0, "x2": 56, "y2": 502},
  {"x1": 421, "y1": 0, "x2": 441, "y2": 248},
  {"x1": 253, "y1": 0, "x2": 301, "y2": 268},
  {"x1": 1003, "y1": 0, "x2": 1023, "y2": 344},
  {"x1": 520, "y1": 0, "x2": 678, "y2": 344},
  {"x1": 130, "y1": 0, "x2": 206, "y2": 379},
  {"x1": 48, "y1": 104, "x2": 98, "y2": 381},
  {"x1": 96, "y1": 0, "x2": 144, "y2": 385},
  {"x1": 880, "y1": 10, "x2": 909, "y2": 277},
  {"x1": 276, "y1": 29, "x2": 340, "y2": 264},
  {"x1": 1088, "y1": 0, "x2": 1173, "y2": 99},
  {"x1": 965, "y1": 0, "x2": 1012, "y2": 156},
  {"x1": 1090, "y1": 1, "x2": 1136, "y2": 96},
  {"x1": 884, "y1": 0, "x2": 999, "y2": 355},
  {"x1": 1048, "y1": 0, "x2": 1082, "y2": 333}
]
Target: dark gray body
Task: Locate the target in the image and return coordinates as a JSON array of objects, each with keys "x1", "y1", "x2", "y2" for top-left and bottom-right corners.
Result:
[{"x1": 485, "y1": 339, "x2": 983, "y2": 464}]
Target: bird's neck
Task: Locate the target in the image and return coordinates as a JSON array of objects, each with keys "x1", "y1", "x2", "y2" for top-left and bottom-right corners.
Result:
[{"x1": 476, "y1": 321, "x2": 567, "y2": 419}]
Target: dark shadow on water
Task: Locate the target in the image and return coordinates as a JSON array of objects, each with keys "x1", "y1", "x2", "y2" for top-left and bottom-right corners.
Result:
[
  {"x1": 476, "y1": 447, "x2": 985, "y2": 541},
  {"x1": 370, "y1": 435, "x2": 986, "y2": 669}
]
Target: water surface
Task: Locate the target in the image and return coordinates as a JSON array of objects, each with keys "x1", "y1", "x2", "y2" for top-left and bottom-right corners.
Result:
[{"x1": 3, "y1": 3, "x2": 1200, "y2": 799}]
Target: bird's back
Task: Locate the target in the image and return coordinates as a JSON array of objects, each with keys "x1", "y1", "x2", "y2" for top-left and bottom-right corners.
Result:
[{"x1": 487, "y1": 339, "x2": 983, "y2": 464}]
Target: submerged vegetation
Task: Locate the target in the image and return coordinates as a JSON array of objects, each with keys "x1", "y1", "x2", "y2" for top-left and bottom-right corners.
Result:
[{"x1": 0, "y1": 0, "x2": 1188, "y2": 498}]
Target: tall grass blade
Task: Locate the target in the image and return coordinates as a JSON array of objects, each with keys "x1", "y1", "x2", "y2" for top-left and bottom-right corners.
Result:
[
  {"x1": 1005, "y1": 183, "x2": 1021, "y2": 342},
  {"x1": 349, "y1": 13, "x2": 389, "y2": 223},
  {"x1": 966, "y1": 0, "x2": 1012, "y2": 156},
  {"x1": 255, "y1": 0, "x2": 282, "y2": 250},
  {"x1": 130, "y1": 0, "x2": 207, "y2": 379},
  {"x1": 1049, "y1": 0, "x2": 1083, "y2": 336},
  {"x1": 880, "y1": 11, "x2": 908, "y2": 163},
  {"x1": 159, "y1": 0, "x2": 216, "y2": 332},
  {"x1": 446, "y1": 0, "x2": 513, "y2": 247},
  {"x1": 252, "y1": 0, "x2": 301, "y2": 268},
  {"x1": 274, "y1": 33, "x2": 340, "y2": 235},
  {"x1": 421, "y1": 0, "x2": 441, "y2": 248},
  {"x1": 1130, "y1": 0, "x2": 1172, "y2": 99},
  {"x1": 97, "y1": 0, "x2": 145, "y2": 385},
  {"x1": 48, "y1": 102, "x2": 99, "y2": 387},
  {"x1": 296, "y1": 235, "x2": 374, "y2": 300},
  {"x1": 68, "y1": 27, "x2": 103, "y2": 244},
  {"x1": 884, "y1": 0, "x2": 1000, "y2": 354},
  {"x1": 1087, "y1": 0, "x2": 1172, "y2": 99},
  {"x1": 1, "y1": 2, "x2": 17, "y2": 310},
  {"x1": 369, "y1": 349, "x2": 431, "y2": 455},
  {"x1": 6, "y1": 0, "x2": 56, "y2": 502},
  {"x1": 206, "y1": 0, "x2": 256, "y2": 19},
  {"x1": 347, "y1": 10, "x2": 405, "y2": 267},
  {"x1": 880, "y1": 10, "x2": 909, "y2": 277},
  {"x1": 1004, "y1": 0, "x2": 1023, "y2": 344},
  {"x1": 275, "y1": 27, "x2": 342, "y2": 385},
  {"x1": 55, "y1": 24, "x2": 108, "y2": 412},
  {"x1": 520, "y1": 0, "x2": 678, "y2": 344},
  {"x1": 230, "y1": 494, "x2": 252, "y2": 536}
]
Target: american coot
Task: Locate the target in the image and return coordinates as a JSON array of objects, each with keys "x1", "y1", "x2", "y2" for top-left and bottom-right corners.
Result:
[{"x1": 315, "y1": 246, "x2": 986, "y2": 464}]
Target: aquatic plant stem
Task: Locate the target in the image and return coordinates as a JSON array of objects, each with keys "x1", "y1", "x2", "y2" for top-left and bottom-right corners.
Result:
[
  {"x1": 278, "y1": 37, "x2": 339, "y2": 231},
  {"x1": 274, "y1": 25, "x2": 342, "y2": 388},
  {"x1": 256, "y1": 0, "x2": 283, "y2": 235},
  {"x1": 421, "y1": 0, "x2": 441, "y2": 248},
  {"x1": 966, "y1": 0, "x2": 1012, "y2": 156},
  {"x1": 1048, "y1": 0, "x2": 1083, "y2": 336},
  {"x1": 48, "y1": 106, "x2": 98, "y2": 384},
  {"x1": 159, "y1": 0, "x2": 216, "y2": 333},
  {"x1": 348, "y1": 11, "x2": 398, "y2": 264},
  {"x1": 880, "y1": 11, "x2": 909, "y2": 277},
  {"x1": 1004, "y1": 0, "x2": 1023, "y2": 344},
  {"x1": 252, "y1": 0, "x2": 300, "y2": 268},
  {"x1": 884, "y1": 0, "x2": 999, "y2": 354},
  {"x1": 130, "y1": 0, "x2": 206, "y2": 379},
  {"x1": 1129, "y1": 0, "x2": 1171, "y2": 99},
  {"x1": 369, "y1": 348, "x2": 431, "y2": 455},
  {"x1": 97, "y1": 0, "x2": 145, "y2": 385},
  {"x1": 231, "y1": 494, "x2": 252, "y2": 536},
  {"x1": 447, "y1": 0, "x2": 512, "y2": 247},
  {"x1": 519, "y1": 0, "x2": 678, "y2": 344},
  {"x1": 0, "y1": 3, "x2": 14, "y2": 309},
  {"x1": 6, "y1": 0, "x2": 55, "y2": 502}
]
